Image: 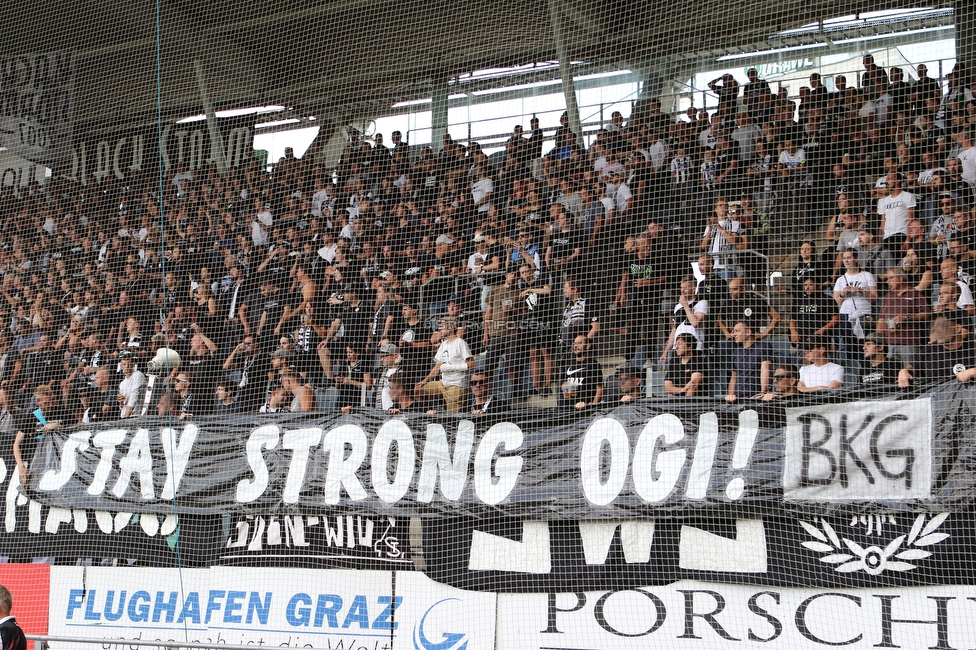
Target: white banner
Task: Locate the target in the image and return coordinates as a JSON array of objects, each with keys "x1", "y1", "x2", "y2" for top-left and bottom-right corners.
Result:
[
  {"x1": 498, "y1": 581, "x2": 976, "y2": 649},
  {"x1": 48, "y1": 567, "x2": 495, "y2": 649},
  {"x1": 0, "y1": 51, "x2": 73, "y2": 163},
  {"x1": 784, "y1": 398, "x2": 931, "y2": 501}
]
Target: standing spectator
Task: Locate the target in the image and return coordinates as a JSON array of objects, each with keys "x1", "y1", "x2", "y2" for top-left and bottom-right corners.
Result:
[
  {"x1": 250, "y1": 199, "x2": 273, "y2": 249},
  {"x1": 833, "y1": 250, "x2": 878, "y2": 348},
  {"x1": 14, "y1": 385, "x2": 65, "y2": 484},
  {"x1": 0, "y1": 584, "x2": 27, "y2": 650},
  {"x1": 855, "y1": 227, "x2": 894, "y2": 283},
  {"x1": 878, "y1": 172, "x2": 916, "y2": 253},
  {"x1": 336, "y1": 345, "x2": 372, "y2": 414},
  {"x1": 790, "y1": 276, "x2": 840, "y2": 348},
  {"x1": 558, "y1": 335, "x2": 604, "y2": 410},
  {"x1": 660, "y1": 275, "x2": 708, "y2": 366},
  {"x1": 797, "y1": 336, "x2": 844, "y2": 392},
  {"x1": 483, "y1": 270, "x2": 523, "y2": 396},
  {"x1": 701, "y1": 197, "x2": 741, "y2": 279},
  {"x1": 416, "y1": 316, "x2": 474, "y2": 413},
  {"x1": 877, "y1": 266, "x2": 931, "y2": 368},
  {"x1": 158, "y1": 372, "x2": 195, "y2": 420},
  {"x1": 387, "y1": 373, "x2": 429, "y2": 414},
  {"x1": 117, "y1": 351, "x2": 147, "y2": 418},
  {"x1": 718, "y1": 277, "x2": 780, "y2": 343},
  {"x1": 726, "y1": 320, "x2": 774, "y2": 402},
  {"x1": 517, "y1": 263, "x2": 554, "y2": 396},
  {"x1": 559, "y1": 277, "x2": 599, "y2": 358},
  {"x1": 222, "y1": 334, "x2": 270, "y2": 412},
  {"x1": 937, "y1": 257, "x2": 975, "y2": 316}
]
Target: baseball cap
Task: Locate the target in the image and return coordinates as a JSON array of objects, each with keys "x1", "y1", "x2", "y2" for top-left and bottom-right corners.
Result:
[
  {"x1": 379, "y1": 343, "x2": 400, "y2": 355},
  {"x1": 271, "y1": 348, "x2": 293, "y2": 359},
  {"x1": 863, "y1": 333, "x2": 884, "y2": 346},
  {"x1": 435, "y1": 234, "x2": 454, "y2": 245},
  {"x1": 473, "y1": 232, "x2": 487, "y2": 243}
]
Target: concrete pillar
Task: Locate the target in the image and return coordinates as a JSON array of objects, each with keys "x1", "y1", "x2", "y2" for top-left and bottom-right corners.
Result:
[
  {"x1": 192, "y1": 60, "x2": 227, "y2": 176},
  {"x1": 957, "y1": 0, "x2": 975, "y2": 74},
  {"x1": 547, "y1": 0, "x2": 582, "y2": 141},
  {"x1": 431, "y1": 78, "x2": 449, "y2": 152}
]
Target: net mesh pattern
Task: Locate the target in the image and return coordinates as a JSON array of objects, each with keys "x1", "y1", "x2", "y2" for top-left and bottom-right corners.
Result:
[{"x1": 0, "y1": 1, "x2": 973, "y2": 648}]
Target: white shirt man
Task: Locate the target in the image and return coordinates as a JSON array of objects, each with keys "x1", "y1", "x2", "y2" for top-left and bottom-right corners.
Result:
[
  {"x1": 610, "y1": 172, "x2": 632, "y2": 216},
  {"x1": 117, "y1": 353, "x2": 147, "y2": 418},
  {"x1": 251, "y1": 201, "x2": 273, "y2": 247},
  {"x1": 471, "y1": 175, "x2": 494, "y2": 213},
  {"x1": 311, "y1": 182, "x2": 333, "y2": 218},
  {"x1": 958, "y1": 137, "x2": 976, "y2": 185},
  {"x1": 877, "y1": 173, "x2": 916, "y2": 240},
  {"x1": 798, "y1": 338, "x2": 844, "y2": 391}
]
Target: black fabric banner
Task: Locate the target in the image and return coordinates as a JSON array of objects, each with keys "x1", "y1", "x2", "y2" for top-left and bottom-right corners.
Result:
[
  {"x1": 20, "y1": 382, "x2": 976, "y2": 518},
  {"x1": 420, "y1": 510, "x2": 976, "y2": 592}
]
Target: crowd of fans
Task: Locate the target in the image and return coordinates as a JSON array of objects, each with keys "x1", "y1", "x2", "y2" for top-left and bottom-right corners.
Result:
[{"x1": 5, "y1": 56, "x2": 976, "y2": 478}]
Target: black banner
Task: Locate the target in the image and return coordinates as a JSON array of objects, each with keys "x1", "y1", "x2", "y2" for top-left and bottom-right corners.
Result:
[
  {"x1": 421, "y1": 511, "x2": 976, "y2": 592},
  {"x1": 22, "y1": 382, "x2": 975, "y2": 518},
  {"x1": 57, "y1": 117, "x2": 253, "y2": 185}
]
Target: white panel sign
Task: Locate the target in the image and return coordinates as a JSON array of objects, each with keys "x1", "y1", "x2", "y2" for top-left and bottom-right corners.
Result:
[
  {"x1": 784, "y1": 398, "x2": 931, "y2": 500},
  {"x1": 48, "y1": 567, "x2": 495, "y2": 649},
  {"x1": 498, "y1": 581, "x2": 976, "y2": 649}
]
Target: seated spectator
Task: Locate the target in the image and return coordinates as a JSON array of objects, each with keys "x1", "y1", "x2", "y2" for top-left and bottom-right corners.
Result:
[
  {"x1": 374, "y1": 343, "x2": 401, "y2": 410},
  {"x1": 760, "y1": 364, "x2": 799, "y2": 400},
  {"x1": 83, "y1": 367, "x2": 118, "y2": 423},
  {"x1": 214, "y1": 380, "x2": 239, "y2": 414},
  {"x1": 388, "y1": 373, "x2": 432, "y2": 414},
  {"x1": 416, "y1": 316, "x2": 474, "y2": 412},
  {"x1": 664, "y1": 333, "x2": 705, "y2": 397},
  {"x1": 280, "y1": 370, "x2": 318, "y2": 412},
  {"x1": 468, "y1": 372, "x2": 508, "y2": 414},
  {"x1": 797, "y1": 336, "x2": 844, "y2": 392},
  {"x1": 932, "y1": 280, "x2": 970, "y2": 323},
  {"x1": 726, "y1": 320, "x2": 774, "y2": 402},
  {"x1": 899, "y1": 316, "x2": 976, "y2": 386},
  {"x1": 158, "y1": 371, "x2": 196, "y2": 420},
  {"x1": 937, "y1": 257, "x2": 975, "y2": 316},
  {"x1": 558, "y1": 335, "x2": 604, "y2": 410},
  {"x1": 260, "y1": 387, "x2": 290, "y2": 413},
  {"x1": 605, "y1": 361, "x2": 643, "y2": 403},
  {"x1": 860, "y1": 333, "x2": 900, "y2": 385}
]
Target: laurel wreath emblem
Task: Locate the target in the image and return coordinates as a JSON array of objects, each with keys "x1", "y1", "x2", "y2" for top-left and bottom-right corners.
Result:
[{"x1": 800, "y1": 513, "x2": 949, "y2": 575}]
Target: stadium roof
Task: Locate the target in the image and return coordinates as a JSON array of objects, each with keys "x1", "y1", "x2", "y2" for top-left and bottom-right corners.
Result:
[{"x1": 2, "y1": 0, "x2": 939, "y2": 137}]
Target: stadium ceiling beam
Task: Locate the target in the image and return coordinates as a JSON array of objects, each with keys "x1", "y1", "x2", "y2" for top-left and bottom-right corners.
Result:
[{"x1": 695, "y1": 24, "x2": 954, "y2": 71}]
